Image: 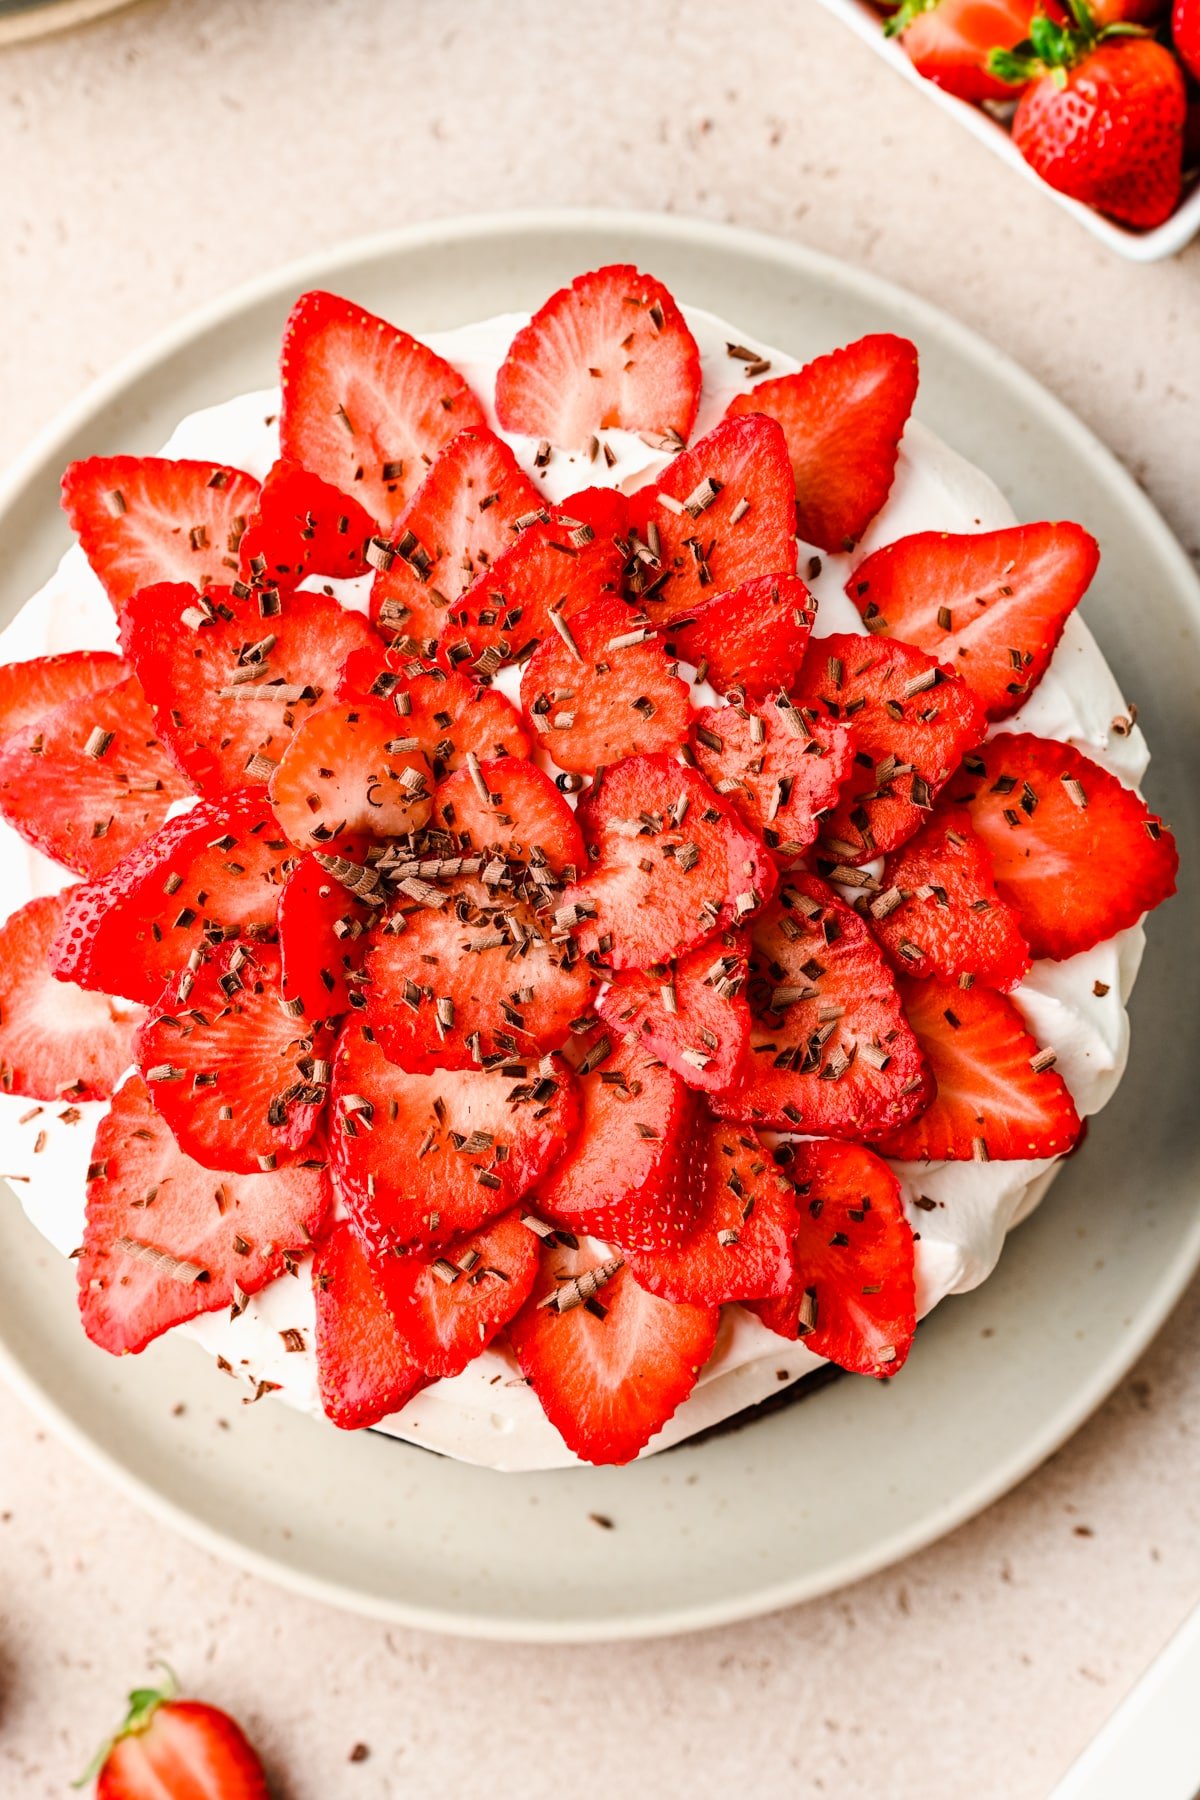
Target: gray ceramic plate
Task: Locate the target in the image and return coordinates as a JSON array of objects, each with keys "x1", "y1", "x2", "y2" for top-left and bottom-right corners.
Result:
[{"x1": 1, "y1": 212, "x2": 1196, "y2": 1643}]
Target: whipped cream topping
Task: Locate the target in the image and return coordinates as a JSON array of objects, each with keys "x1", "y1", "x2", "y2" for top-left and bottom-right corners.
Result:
[{"x1": 0, "y1": 304, "x2": 1150, "y2": 1470}]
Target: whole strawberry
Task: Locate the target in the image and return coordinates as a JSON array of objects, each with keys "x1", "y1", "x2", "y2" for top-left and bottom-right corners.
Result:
[
  {"x1": 80, "y1": 1665, "x2": 269, "y2": 1799},
  {"x1": 990, "y1": 1, "x2": 1187, "y2": 228},
  {"x1": 885, "y1": 0, "x2": 1058, "y2": 104},
  {"x1": 1174, "y1": 0, "x2": 1200, "y2": 79}
]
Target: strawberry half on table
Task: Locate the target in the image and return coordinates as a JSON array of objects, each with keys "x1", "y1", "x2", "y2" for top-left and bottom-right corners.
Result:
[{"x1": 81, "y1": 1665, "x2": 269, "y2": 1800}]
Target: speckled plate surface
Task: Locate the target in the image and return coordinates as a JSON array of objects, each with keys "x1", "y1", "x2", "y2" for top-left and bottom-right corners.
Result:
[{"x1": 0, "y1": 211, "x2": 1197, "y2": 1643}]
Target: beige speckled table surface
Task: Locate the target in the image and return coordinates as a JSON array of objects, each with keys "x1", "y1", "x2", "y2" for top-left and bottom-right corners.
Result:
[{"x1": 1, "y1": 3, "x2": 1198, "y2": 1795}]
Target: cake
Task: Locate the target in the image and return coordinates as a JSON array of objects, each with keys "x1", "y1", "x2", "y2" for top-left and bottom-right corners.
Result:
[{"x1": 0, "y1": 265, "x2": 1176, "y2": 1469}]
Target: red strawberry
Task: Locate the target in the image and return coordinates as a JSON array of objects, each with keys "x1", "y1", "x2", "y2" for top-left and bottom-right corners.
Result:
[
  {"x1": 886, "y1": 0, "x2": 1053, "y2": 103},
  {"x1": 78, "y1": 1074, "x2": 330, "y2": 1354},
  {"x1": 713, "y1": 876, "x2": 934, "y2": 1138},
  {"x1": 667, "y1": 570, "x2": 816, "y2": 700},
  {"x1": 627, "y1": 1114, "x2": 799, "y2": 1306},
  {"x1": 1175, "y1": 0, "x2": 1200, "y2": 81},
  {"x1": 84, "y1": 1668, "x2": 269, "y2": 1800},
  {"x1": 946, "y1": 733, "x2": 1177, "y2": 960},
  {"x1": 690, "y1": 698, "x2": 859, "y2": 858},
  {"x1": 237, "y1": 457, "x2": 375, "y2": 589},
  {"x1": 534, "y1": 1028, "x2": 699, "y2": 1251},
  {"x1": 432, "y1": 755, "x2": 585, "y2": 880},
  {"x1": 867, "y1": 806, "x2": 1031, "y2": 990},
  {"x1": 0, "y1": 672, "x2": 190, "y2": 878},
  {"x1": 278, "y1": 289, "x2": 487, "y2": 527},
  {"x1": 626, "y1": 414, "x2": 797, "y2": 626},
  {"x1": 312, "y1": 1220, "x2": 428, "y2": 1430},
  {"x1": 329, "y1": 1020, "x2": 579, "y2": 1249},
  {"x1": 846, "y1": 522, "x2": 1099, "y2": 719},
  {"x1": 563, "y1": 755, "x2": 776, "y2": 973},
  {"x1": 0, "y1": 650, "x2": 127, "y2": 737},
  {"x1": 518, "y1": 591, "x2": 690, "y2": 772},
  {"x1": 494, "y1": 265, "x2": 702, "y2": 451},
  {"x1": 791, "y1": 632, "x2": 987, "y2": 858},
  {"x1": 748, "y1": 1139, "x2": 916, "y2": 1378},
  {"x1": 508, "y1": 1238, "x2": 718, "y2": 1465},
  {"x1": 335, "y1": 647, "x2": 530, "y2": 773},
  {"x1": 369, "y1": 426, "x2": 543, "y2": 646},
  {"x1": 278, "y1": 848, "x2": 375, "y2": 1024},
  {"x1": 137, "y1": 942, "x2": 332, "y2": 1174},
  {"x1": 267, "y1": 699, "x2": 433, "y2": 846},
  {"x1": 597, "y1": 932, "x2": 751, "y2": 1095},
  {"x1": 0, "y1": 893, "x2": 141, "y2": 1100},
  {"x1": 874, "y1": 976, "x2": 1082, "y2": 1162},
  {"x1": 726, "y1": 335, "x2": 919, "y2": 553},
  {"x1": 49, "y1": 795, "x2": 294, "y2": 1008},
  {"x1": 119, "y1": 580, "x2": 377, "y2": 799},
  {"x1": 371, "y1": 1207, "x2": 539, "y2": 1378},
  {"x1": 61, "y1": 455, "x2": 260, "y2": 612}
]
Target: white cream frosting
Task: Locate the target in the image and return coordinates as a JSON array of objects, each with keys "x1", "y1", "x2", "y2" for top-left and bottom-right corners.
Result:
[{"x1": 0, "y1": 305, "x2": 1150, "y2": 1469}]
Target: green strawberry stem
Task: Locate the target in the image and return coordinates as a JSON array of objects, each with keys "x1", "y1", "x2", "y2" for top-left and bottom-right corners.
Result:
[
  {"x1": 882, "y1": 0, "x2": 937, "y2": 37},
  {"x1": 74, "y1": 1662, "x2": 179, "y2": 1788}
]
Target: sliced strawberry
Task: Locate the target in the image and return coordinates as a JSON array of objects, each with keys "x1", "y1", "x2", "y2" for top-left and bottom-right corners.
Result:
[
  {"x1": 867, "y1": 806, "x2": 1030, "y2": 990},
  {"x1": 312, "y1": 1220, "x2": 428, "y2": 1429},
  {"x1": 748, "y1": 1139, "x2": 916, "y2": 1378},
  {"x1": 563, "y1": 755, "x2": 776, "y2": 973},
  {"x1": 137, "y1": 942, "x2": 332, "y2": 1174},
  {"x1": 726, "y1": 334, "x2": 919, "y2": 553},
  {"x1": 494, "y1": 265, "x2": 702, "y2": 451},
  {"x1": 61, "y1": 455, "x2": 260, "y2": 611},
  {"x1": 0, "y1": 893, "x2": 141, "y2": 1100},
  {"x1": 597, "y1": 932, "x2": 750, "y2": 1095},
  {"x1": 278, "y1": 289, "x2": 487, "y2": 527},
  {"x1": 627, "y1": 1114, "x2": 799, "y2": 1306},
  {"x1": 627, "y1": 414, "x2": 796, "y2": 627},
  {"x1": 508, "y1": 1238, "x2": 718, "y2": 1465},
  {"x1": 329, "y1": 1020, "x2": 579, "y2": 1249},
  {"x1": 534, "y1": 1028, "x2": 699, "y2": 1252},
  {"x1": 90, "y1": 1680, "x2": 270, "y2": 1800},
  {"x1": 0, "y1": 673, "x2": 190, "y2": 879},
  {"x1": 237, "y1": 457, "x2": 376, "y2": 590},
  {"x1": 267, "y1": 699, "x2": 433, "y2": 845},
  {"x1": 278, "y1": 848, "x2": 375, "y2": 1024},
  {"x1": 667, "y1": 570, "x2": 816, "y2": 699},
  {"x1": 371, "y1": 1207, "x2": 539, "y2": 1378},
  {"x1": 518, "y1": 591, "x2": 689, "y2": 772},
  {"x1": 874, "y1": 976, "x2": 1082, "y2": 1162},
  {"x1": 690, "y1": 699, "x2": 858, "y2": 858},
  {"x1": 0, "y1": 650, "x2": 128, "y2": 738},
  {"x1": 335, "y1": 648, "x2": 530, "y2": 773},
  {"x1": 119, "y1": 581, "x2": 377, "y2": 799},
  {"x1": 49, "y1": 795, "x2": 293, "y2": 1008},
  {"x1": 713, "y1": 876, "x2": 934, "y2": 1138},
  {"x1": 791, "y1": 632, "x2": 987, "y2": 858},
  {"x1": 432, "y1": 755, "x2": 584, "y2": 880},
  {"x1": 847, "y1": 522, "x2": 1099, "y2": 720},
  {"x1": 78, "y1": 1074, "x2": 331, "y2": 1355},
  {"x1": 947, "y1": 733, "x2": 1178, "y2": 960},
  {"x1": 369, "y1": 427, "x2": 543, "y2": 647}
]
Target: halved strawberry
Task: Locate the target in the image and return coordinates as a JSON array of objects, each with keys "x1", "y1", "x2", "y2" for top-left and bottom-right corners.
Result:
[
  {"x1": 137, "y1": 942, "x2": 332, "y2": 1174},
  {"x1": 726, "y1": 334, "x2": 919, "y2": 553},
  {"x1": 874, "y1": 976, "x2": 1082, "y2": 1162},
  {"x1": 371, "y1": 1207, "x2": 539, "y2": 1378},
  {"x1": 713, "y1": 876, "x2": 934, "y2": 1138},
  {"x1": 85, "y1": 1674, "x2": 270, "y2": 1800},
  {"x1": 329, "y1": 1020, "x2": 579, "y2": 1249},
  {"x1": 508, "y1": 1237, "x2": 718, "y2": 1465},
  {"x1": 791, "y1": 632, "x2": 987, "y2": 858},
  {"x1": 689, "y1": 698, "x2": 858, "y2": 858},
  {"x1": 267, "y1": 699, "x2": 433, "y2": 845},
  {"x1": 867, "y1": 806, "x2": 1030, "y2": 990},
  {"x1": 847, "y1": 522, "x2": 1099, "y2": 719},
  {"x1": 0, "y1": 893, "x2": 141, "y2": 1100},
  {"x1": 278, "y1": 848, "x2": 376, "y2": 1023},
  {"x1": 61, "y1": 455, "x2": 261, "y2": 610},
  {"x1": 0, "y1": 650, "x2": 128, "y2": 738},
  {"x1": 49, "y1": 795, "x2": 294, "y2": 1007},
  {"x1": 597, "y1": 931, "x2": 750, "y2": 1096},
  {"x1": 369, "y1": 427, "x2": 543, "y2": 646},
  {"x1": 626, "y1": 414, "x2": 796, "y2": 626},
  {"x1": 494, "y1": 265, "x2": 702, "y2": 451},
  {"x1": 237, "y1": 457, "x2": 376, "y2": 590},
  {"x1": 562, "y1": 755, "x2": 776, "y2": 973},
  {"x1": 667, "y1": 570, "x2": 816, "y2": 699},
  {"x1": 534, "y1": 1028, "x2": 699, "y2": 1251},
  {"x1": 335, "y1": 648, "x2": 530, "y2": 773},
  {"x1": 518, "y1": 591, "x2": 690, "y2": 772},
  {"x1": 748, "y1": 1139, "x2": 916, "y2": 1378},
  {"x1": 432, "y1": 755, "x2": 584, "y2": 880},
  {"x1": 119, "y1": 581, "x2": 377, "y2": 799},
  {"x1": 0, "y1": 673, "x2": 190, "y2": 878},
  {"x1": 627, "y1": 1114, "x2": 799, "y2": 1305},
  {"x1": 946, "y1": 733, "x2": 1178, "y2": 960},
  {"x1": 78, "y1": 1074, "x2": 331, "y2": 1355},
  {"x1": 312, "y1": 1220, "x2": 428, "y2": 1429},
  {"x1": 278, "y1": 289, "x2": 487, "y2": 527}
]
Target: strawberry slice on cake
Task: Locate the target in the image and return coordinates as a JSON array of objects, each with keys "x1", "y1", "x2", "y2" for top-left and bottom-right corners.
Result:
[
  {"x1": 597, "y1": 931, "x2": 751, "y2": 1095},
  {"x1": 312, "y1": 1221, "x2": 429, "y2": 1430},
  {"x1": 371, "y1": 1207, "x2": 540, "y2": 1379},
  {"x1": 0, "y1": 892, "x2": 142, "y2": 1101}
]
